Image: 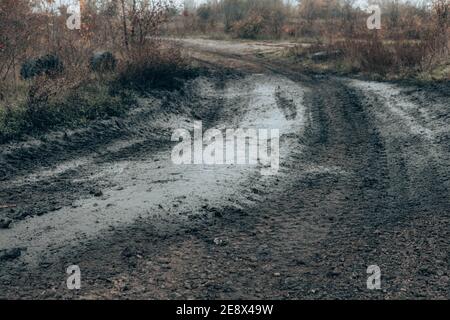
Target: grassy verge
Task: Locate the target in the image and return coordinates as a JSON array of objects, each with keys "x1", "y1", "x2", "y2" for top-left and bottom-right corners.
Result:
[
  {"x1": 0, "y1": 76, "x2": 135, "y2": 144},
  {"x1": 0, "y1": 45, "x2": 198, "y2": 144},
  {"x1": 276, "y1": 38, "x2": 449, "y2": 82}
]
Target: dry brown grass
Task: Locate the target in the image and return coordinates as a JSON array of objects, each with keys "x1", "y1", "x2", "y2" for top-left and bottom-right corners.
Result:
[{"x1": 0, "y1": 0, "x2": 195, "y2": 142}]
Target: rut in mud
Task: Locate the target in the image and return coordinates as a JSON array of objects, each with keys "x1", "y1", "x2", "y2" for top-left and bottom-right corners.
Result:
[{"x1": 0, "y1": 39, "x2": 449, "y2": 299}]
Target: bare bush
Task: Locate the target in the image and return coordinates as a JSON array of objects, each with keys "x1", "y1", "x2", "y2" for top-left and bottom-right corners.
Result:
[{"x1": 0, "y1": 0, "x2": 188, "y2": 141}]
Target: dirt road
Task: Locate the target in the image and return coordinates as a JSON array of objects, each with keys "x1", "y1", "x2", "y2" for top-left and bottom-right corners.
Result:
[{"x1": 0, "y1": 39, "x2": 449, "y2": 299}]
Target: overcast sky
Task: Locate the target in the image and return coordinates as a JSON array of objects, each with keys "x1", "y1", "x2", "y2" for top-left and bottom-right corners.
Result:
[{"x1": 54, "y1": 0, "x2": 427, "y2": 11}]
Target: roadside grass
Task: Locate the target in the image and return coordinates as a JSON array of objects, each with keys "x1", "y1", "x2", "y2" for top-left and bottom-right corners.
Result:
[
  {"x1": 0, "y1": 44, "x2": 198, "y2": 144},
  {"x1": 188, "y1": 34, "x2": 448, "y2": 82},
  {"x1": 417, "y1": 62, "x2": 450, "y2": 81},
  {"x1": 277, "y1": 38, "x2": 449, "y2": 81},
  {"x1": 0, "y1": 77, "x2": 135, "y2": 143},
  {"x1": 115, "y1": 46, "x2": 199, "y2": 92}
]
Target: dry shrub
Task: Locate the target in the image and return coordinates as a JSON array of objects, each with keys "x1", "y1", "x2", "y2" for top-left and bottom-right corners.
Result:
[
  {"x1": 338, "y1": 32, "x2": 447, "y2": 76},
  {"x1": 0, "y1": 0, "x2": 184, "y2": 142},
  {"x1": 394, "y1": 42, "x2": 428, "y2": 70},
  {"x1": 232, "y1": 13, "x2": 265, "y2": 39},
  {"x1": 116, "y1": 40, "x2": 193, "y2": 91},
  {"x1": 24, "y1": 63, "x2": 89, "y2": 128},
  {"x1": 25, "y1": 76, "x2": 63, "y2": 129},
  {"x1": 338, "y1": 39, "x2": 428, "y2": 75},
  {"x1": 338, "y1": 37, "x2": 394, "y2": 74}
]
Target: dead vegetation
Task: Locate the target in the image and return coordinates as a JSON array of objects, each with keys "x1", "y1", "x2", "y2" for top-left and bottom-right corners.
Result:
[
  {"x1": 0, "y1": 1, "x2": 448, "y2": 142},
  {"x1": 0, "y1": 0, "x2": 191, "y2": 143},
  {"x1": 169, "y1": 0, "x2": 449, "y2": 78}
]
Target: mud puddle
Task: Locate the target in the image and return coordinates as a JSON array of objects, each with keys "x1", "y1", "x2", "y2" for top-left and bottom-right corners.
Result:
[{"x1": 0, "y1": 74, "x2": 308, "y2": 265}]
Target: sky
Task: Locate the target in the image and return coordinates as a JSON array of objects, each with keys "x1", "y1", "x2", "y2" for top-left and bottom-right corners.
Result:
[{"x1": 53, "y1": 0, "x2": 427, "y2": 11}]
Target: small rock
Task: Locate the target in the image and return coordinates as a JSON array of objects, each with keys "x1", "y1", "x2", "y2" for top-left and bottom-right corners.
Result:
[
  {"x1": 0, "y1": 218, "x2": 12, "y2": 229},
  {"x1": 90, "y1": 189, "x2": 103, "y2": 197},
  {"x1": 121, "y1": 247, "x2": 135, "y2": 258},
  {"x1": 0, "y1": 248, "x2": 22, "y2": 261},
  {"x1": 327, "y1": 269, "x2": 341, "y2": 278},
  {"x1": 213, "y1": 237, "x2": 228, "y2": 246},
  {"x1": 295, "y1": 259, "x2": 306, "y2": 265}
]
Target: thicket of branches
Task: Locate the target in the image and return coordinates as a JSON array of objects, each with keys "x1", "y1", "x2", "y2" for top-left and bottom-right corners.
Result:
[
  {"x1": 0, "y1": 0, "x2": 178, "y2": 86},
  {"x1": 172, "y1": 0, "x2": 448, "y2": 41},
  {"x1": 0, "y1": 0, "x2": 186, "y2": 141},
  {"x1": 170, "y1": 0, "x2": 448, "y2": 75}
]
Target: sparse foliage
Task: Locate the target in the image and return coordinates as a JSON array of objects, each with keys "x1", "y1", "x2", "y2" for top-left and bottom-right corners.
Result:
[{"x1": 0, "y1": 0, "x2": 184, "y2": 142}]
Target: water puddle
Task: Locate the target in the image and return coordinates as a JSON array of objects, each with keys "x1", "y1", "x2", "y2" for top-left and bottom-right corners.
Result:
[{"x1": 0, "y1": 74, "x2": 308, "y2": 264}]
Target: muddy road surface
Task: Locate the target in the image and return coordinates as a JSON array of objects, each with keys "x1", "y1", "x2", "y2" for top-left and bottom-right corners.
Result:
[{"x1": 0, "y1": 39, "x2": 449, "y2": 299}]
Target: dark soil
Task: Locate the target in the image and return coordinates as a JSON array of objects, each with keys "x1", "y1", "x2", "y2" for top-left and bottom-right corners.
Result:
[{"x1": 0, "y1": 39, "x2": 448, "y2": 300}]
